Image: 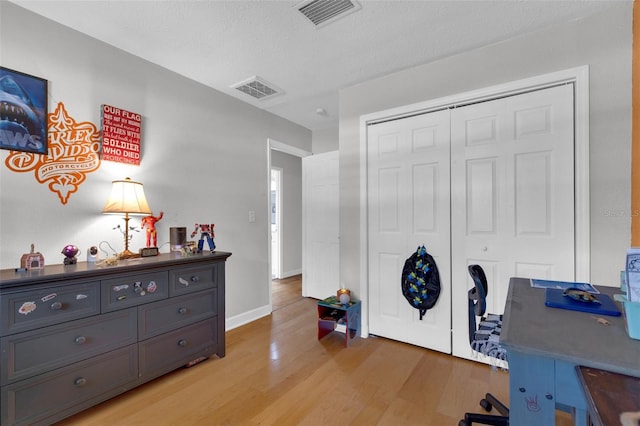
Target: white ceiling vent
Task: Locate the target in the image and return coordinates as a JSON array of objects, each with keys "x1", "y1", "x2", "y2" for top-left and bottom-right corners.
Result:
[
  {"x1": 296, "y1": 0, "x2": 361, "y2": 28},
  {"x1": 231, "y1": 76, "x2": 283, "y2": 101}
]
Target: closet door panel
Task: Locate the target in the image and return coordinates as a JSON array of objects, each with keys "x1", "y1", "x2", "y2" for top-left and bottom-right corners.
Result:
[
  {"x1": 451, "y1": 84, "x2": 575, "y2": 361},
  {"x1": 368, "y1": 110, "x2": 451, "y2": 353}
]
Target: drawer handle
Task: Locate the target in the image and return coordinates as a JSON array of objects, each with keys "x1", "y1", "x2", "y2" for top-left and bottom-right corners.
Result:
[
  {"x1": 190, "y1": 275, "x2": 200, "y2": 283},
  {"x1": 178, "y1": 339, "x2": 187, "y2": 347},
  {"x1": 50, "y1": 301, "x2": 63, "y2": 310},
  {"x1": 74, "y1": 377, "x2": 87, "y2": 386},
  {"x1": 74, "y1": 336, "x2": 87, "y2": 345},
  {"x1": 178, "y1": 307, "x2": 188, "y2": 315}
]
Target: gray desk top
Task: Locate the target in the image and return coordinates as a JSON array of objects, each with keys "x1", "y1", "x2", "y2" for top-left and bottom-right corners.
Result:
[{"x1": 501, "y1": 277, "x2": 640, "y2": 377}]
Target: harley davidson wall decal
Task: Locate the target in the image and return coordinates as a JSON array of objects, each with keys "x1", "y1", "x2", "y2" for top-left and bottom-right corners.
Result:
[{"x1": 5, "y1": 102, "x2": 101, "y2": 204}]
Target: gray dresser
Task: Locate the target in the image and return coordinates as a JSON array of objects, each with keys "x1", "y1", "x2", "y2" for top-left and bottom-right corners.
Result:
[{"x1": 0, "y1": 251, "x2": 231, "y2": 425}]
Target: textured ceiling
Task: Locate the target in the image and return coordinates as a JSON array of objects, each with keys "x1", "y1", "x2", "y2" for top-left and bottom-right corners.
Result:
[{"x1": 9, "y1": 0, "x2": 623, "y2": 132}]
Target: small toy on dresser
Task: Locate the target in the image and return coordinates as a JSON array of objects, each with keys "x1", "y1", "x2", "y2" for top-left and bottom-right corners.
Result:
[
  {"x1": 191, "y1": 223, "x2": 216, "y2": 253},
  {"x1": 61, "y1": 244, "x2": 80, "y2": 265},
  {"x1": 19, "y1": 243, "x2": 44, "y2": 271},
  {"x1": 141, "y1": 211, "x2": 163, "y2": 248}
]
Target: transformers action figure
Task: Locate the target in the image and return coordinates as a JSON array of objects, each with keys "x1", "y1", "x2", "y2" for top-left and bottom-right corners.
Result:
[{"x1": 191, "y1": 223, "x2": 216, "y2": 252}]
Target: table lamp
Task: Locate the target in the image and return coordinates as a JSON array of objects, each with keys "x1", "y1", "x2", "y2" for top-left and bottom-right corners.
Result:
[{"x1": 102, "y1": 177, "x2": 152, "y2": 259}]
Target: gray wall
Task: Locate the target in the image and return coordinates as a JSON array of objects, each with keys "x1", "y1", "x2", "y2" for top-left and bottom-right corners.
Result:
[
  {"x1": 0, "y1": 3, "x2": 311, "y2": 326},
  {"x1": 339, "y1": 3, "x2": 632, "y2": 292},
  {"x1": 312, "y1": 127, "x2": 339, "y2": 154},
  {"x1": 271, "y1": 150, "x2": 302, "y2": 278}
]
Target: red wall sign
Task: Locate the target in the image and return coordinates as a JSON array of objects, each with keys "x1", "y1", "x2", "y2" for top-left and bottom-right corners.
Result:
[{"x1": 101, "y1": 104, "x2": 141, "y2": 165}]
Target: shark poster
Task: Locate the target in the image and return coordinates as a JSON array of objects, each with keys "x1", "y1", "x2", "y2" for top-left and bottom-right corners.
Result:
[{"x1": 0, "y1": 67, "x2": 48, "y2": 154}]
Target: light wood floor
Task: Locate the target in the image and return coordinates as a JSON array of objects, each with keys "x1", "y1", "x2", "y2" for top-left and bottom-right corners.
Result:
[
  {"x1": 57, "y1": 275, "x2": 571, "y2": 425},
  {"x1": 271, "y1": 274, "x2": 306, "y2": 312}
]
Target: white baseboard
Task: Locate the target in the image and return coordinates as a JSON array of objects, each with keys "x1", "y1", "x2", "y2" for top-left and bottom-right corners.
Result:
[
  {"x1": 279, "y1": 269, "x2": 302, "y2": 279},
  {"x1": 225, "y1": 304, "x2": 271, "y2": 331}
]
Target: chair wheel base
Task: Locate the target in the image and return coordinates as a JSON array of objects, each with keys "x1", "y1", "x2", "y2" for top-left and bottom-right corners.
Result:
[{"x1": 480, "y1": 398, "x2": 493, "y2": 412}]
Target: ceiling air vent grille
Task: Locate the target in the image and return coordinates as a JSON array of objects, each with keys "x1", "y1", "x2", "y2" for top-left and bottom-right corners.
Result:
[
  {"x1": 231, "y1": 76, "x2": 282, "y2": 100},
  {"x1": 297, "y1": 0, "x2": 361, "y2": 27}
]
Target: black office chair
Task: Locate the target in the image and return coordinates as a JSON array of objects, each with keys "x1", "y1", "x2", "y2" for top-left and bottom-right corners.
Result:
[{"x1": 458, "y1": 264, "x2": 509, "y2": 426}]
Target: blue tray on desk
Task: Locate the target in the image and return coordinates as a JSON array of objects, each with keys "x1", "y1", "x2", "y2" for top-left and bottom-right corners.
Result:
[{"x1": 545, "y1": 288, "x2": 621, "y2": 316}]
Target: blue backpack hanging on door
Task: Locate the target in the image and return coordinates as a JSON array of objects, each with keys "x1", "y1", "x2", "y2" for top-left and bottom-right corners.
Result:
[{"x1": 401, "y1": 245, "x2": 441, "y2": 320}]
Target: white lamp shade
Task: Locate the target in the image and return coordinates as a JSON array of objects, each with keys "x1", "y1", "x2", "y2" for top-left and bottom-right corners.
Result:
[{"x1": 102, "y1": 177, "x2": 152, "y2": 215}]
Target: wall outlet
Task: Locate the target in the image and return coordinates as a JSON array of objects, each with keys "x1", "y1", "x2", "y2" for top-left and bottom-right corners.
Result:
[{"x1": 249, "y1": 210, "x2": 256, "y2": 223}]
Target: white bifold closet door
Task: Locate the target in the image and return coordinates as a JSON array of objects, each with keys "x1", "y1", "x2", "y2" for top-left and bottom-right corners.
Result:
[{"x1": 367, "y1": 84, "x2": 575, "y2": 358}]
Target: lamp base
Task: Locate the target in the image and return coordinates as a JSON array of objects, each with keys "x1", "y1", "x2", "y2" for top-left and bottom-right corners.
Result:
[{"x1": 118, "y1": 249, "x2": 140, "y2": 260}]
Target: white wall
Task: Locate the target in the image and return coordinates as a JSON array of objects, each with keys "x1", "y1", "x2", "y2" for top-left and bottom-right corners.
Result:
[
  {"x1": 271, "y1": 150, "x2": 302, "y2": 278},
  {"x1": 312, "y1": 127, "x2": 339, "y2": 154},
  {"x1": 0, "y1": 3, "x2": 311, "y2": 325},
  {"x1": 339, "y1": 3, "x2": 633, "y2": 294}
]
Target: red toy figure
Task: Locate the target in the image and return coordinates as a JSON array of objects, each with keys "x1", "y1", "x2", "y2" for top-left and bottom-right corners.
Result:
[
  {"x1": 191, "y1": 223, "x2": 216, "y2": 252},
  {"x1": 141, "y1": 211, "x2": 164, "y2": 247}
]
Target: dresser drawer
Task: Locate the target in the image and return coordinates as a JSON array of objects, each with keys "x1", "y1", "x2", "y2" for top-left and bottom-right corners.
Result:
[
  {"x1": 169, "y1": 264, "x2": 217, "y2": 296},
  {"x1": 1, "y1": 344, "x2": 138, "y2": 426},
  {"x1": 139, "y1": 289, "x2": 217, "y2": 340},
  {"x1": 0, "y1": 281, "x2": 100, "y2": 336},
  {"x1": 101, "y1": 271, "x2": 168, "y2": 312},
  {"x1": 1, "y1": 308, "x2": 137, "y2": 386},
  {"x1": 139, "y1": 318, "x2": 217, "y2": 380}
]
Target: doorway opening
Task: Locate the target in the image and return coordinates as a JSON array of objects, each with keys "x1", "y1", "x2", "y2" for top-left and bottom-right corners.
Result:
[
  {"x1": 271, "y1": 167, "x2": 282, "y2": 279},
  {"x1": 267, "y1": 138, "x2": 312, "y2": 312}
]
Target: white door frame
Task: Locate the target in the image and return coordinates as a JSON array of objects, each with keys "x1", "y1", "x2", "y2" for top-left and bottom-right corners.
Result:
[
  {"x1": 267, "y1": 139, "x2": 312, "y2": 309},
  {"x1": 358, "y1": 66, "x2": 590, "y2": 338}
]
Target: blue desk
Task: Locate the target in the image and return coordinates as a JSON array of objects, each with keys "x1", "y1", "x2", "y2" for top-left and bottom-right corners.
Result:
[{"x1": 500, "y1": 277, "x2": 640, "y2": 425}]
